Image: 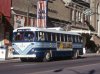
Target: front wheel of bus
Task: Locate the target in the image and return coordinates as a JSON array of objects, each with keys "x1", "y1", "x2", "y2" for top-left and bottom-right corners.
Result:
[{"x1": 43, "y1": 52, "x2": 51, "y2": 62}]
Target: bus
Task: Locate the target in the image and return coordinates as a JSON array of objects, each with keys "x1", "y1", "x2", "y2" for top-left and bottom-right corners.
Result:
[{"x1": 12, "y1": 27, "x2": 83, "y2": 62}]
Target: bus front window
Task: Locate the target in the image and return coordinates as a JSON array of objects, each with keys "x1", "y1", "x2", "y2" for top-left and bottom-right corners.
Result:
[
  {"x1": 24, "y1": 32, "x2": 34, "y2": 41},
  {"x1": 14, "y1": 32, "x2": 23, "y2": 41},
  {"x1": 13, "y1": 32, "x2": 34, "y2": 42}
]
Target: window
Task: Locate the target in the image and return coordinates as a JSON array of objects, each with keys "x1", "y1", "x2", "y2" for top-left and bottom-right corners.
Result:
[
  {"x1": 79, "y1": 36, "x2": 83, "y2": 43},
  {"x1": 44, "y1": 32, "x2": 48, "y2": 41},
  {"x1": 65, "y1": 34, "x2": 68, "y2": 42},
  {"x1": 61, "y1": 34, "x2": 64, "y2": 42},
  {"x1": 13, "y1": 31, "x2": 34, "y2": 42},
  {"x1": 24, "y1": 32, "x2": 34, "y2": 41},
  {"x1": 52, "y1": 33, "x2": 56, "y2": 41},
  {"x1": 57, "y1": 33, "x2": 60, "y2": 41},
  {"x1": 71, "y1": 35, "x2": 73, "y2": 42},
  {"x1": 38, "y1": 32, "x2": 45, "y2": 41},
  {"x1": 68, "y1": 35, "x2": 71, "y2": 42},
  {"x1": 48, "y1": 32, "x2": 52, "y2": 41},
  {"x1": 72, "y1": 35, "x2": 75, "y2": 43},
  {"x1": 75, "y1": 35, "x2": 78, "y2": 43}
]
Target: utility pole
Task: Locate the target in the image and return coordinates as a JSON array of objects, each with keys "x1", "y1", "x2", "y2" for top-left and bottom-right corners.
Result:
[{"x1": 27, "y1": 0, "x2": 29, "y2": 26}]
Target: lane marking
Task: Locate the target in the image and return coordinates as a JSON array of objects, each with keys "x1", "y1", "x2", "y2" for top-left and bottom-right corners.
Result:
[
  {"x1": 14, "y1": 63, "x2": 37, "y2": 67},
  {"x1": 28, "y1": 62, "x2": 100, "y2": 74}
]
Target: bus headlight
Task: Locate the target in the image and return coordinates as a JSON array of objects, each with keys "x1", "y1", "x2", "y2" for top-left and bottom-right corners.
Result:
[{"x1": 31, "y1": 49, "x2": 34, "y2": 52}]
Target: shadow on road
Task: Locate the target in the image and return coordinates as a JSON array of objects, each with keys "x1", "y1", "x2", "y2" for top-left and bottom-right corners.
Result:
[{"x1": 68, "y1": 69, "x2": 95, "y2": 74}]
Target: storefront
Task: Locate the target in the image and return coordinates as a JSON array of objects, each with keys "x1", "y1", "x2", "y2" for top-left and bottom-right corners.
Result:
[
  {"x1": 0, "y1": 12, "x2": 13, "y2": 46},
  {"x1": 0, "y1": 12, "x2": 4, "y2": 46}
]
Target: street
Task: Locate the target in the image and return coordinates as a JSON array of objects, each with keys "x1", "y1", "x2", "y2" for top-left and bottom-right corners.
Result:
[{"x1": 0, "y1": 55, "x2": 100, "y2": 74}]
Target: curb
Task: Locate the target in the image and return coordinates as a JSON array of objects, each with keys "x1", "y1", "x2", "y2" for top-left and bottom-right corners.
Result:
[
  {"x1": 81, "y1": 53, "x2": 100, "y2": 57},
  {"x1": 0, "y1": 58, "x2": 20, "y2": 63}
]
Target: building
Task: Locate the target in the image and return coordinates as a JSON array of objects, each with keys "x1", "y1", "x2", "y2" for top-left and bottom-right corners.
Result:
[
  {"x1": 89, "y1": 0, "x2": 100, "y2": 53},
  {"x1": 11, "y1": 0, "x2": 91, "y2": 30},
  {"x1": 90, "y1": 0, "x2": 100, "y2": 35}
]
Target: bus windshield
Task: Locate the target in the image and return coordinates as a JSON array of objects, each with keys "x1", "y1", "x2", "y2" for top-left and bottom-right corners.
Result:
[{"x1": 13, "y1": 31, "x2": 34, "y2": 42}]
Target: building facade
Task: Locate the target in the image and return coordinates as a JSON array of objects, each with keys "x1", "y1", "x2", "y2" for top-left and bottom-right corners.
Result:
[
  {"x1": 88, "y1": 0, "x2": 100, "y2": 53},
  {"x1": 11, "y1": 0, "x2": 91, "y2": 30},
  {"x1": 90, "y1": 0, "x2": 100, "y2": 36}
]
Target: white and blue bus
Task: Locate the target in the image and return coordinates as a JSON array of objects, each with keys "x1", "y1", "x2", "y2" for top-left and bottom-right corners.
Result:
[{"x1": 12, "y1": 27, "x2": 83, "y2": 62}]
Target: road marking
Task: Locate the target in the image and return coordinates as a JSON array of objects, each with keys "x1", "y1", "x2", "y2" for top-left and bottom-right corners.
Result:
[
  {"x1": 67, "y1": 62, "x2": 100, "y2": 69},
  {"x1": 14, "y1": 63, "x2": 37, "y2": 67},
  {"x1": 28, "y1": 62, "x2": 100, "y2": 74}
]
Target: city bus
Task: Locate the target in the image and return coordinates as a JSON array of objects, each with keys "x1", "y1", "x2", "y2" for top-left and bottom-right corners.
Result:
[{"x1": 12, "y1": 27, "x2": 83, "y2": 62}]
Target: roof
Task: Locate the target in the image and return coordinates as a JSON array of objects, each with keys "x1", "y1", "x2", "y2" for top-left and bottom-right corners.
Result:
[{"x1": 13, "y1": 27, "x2": 80, "y2": 35}]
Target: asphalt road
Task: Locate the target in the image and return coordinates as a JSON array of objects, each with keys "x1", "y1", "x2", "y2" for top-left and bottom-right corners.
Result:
[{"x1": 0, "y1": 56, "x2": 100, "y2": 74}]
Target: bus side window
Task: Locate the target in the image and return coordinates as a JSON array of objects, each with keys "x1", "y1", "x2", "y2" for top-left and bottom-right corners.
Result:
[
  {"x1": 48, "y1": 32, "x2": 51, "y2": 41},
  {"x1": 78, "y1": 36, "x2": 80, "y2": 43},
  {"x1": 61, "y1": 34, "x2": 64, "y2": 42},
  {"x1": 35, "y1": 32, "x2": 38, "y2": 41},
  {"x1": 38, "y1": 32, "x2": 45, "y2": 41},
  {"x1": 63, "y1": 34, "x2": 65, "y2": 42},
  {"x1": 68, "y1": 35, "x2": 71, "y2": 42},
  {"x1": 55, "y1": 33, "x2": 57, "y2": 41},
  {"x1": 65, "y1": 34, "x2": 67, "y2": 42},
  {"x1": 73, "y1": 35, "x2": 75, "y2": 43},
  {"x1": 57, "y1": 33, "x2": 60, "y2": 41},
  {"x1": 52, "y1": 33, "x2": 56, "y2": 41},
  {"x1": 44, "y1": 32, "x2": 48, "y2": 41},
  {"x1": 75, "y1": 36, "x2": 78, "y2": 43},
  {"x1": 71, "y1": 35, "x2": 73, "y2": 42},
  {"x1": 79, "y1": 36, "x2": 83, "y2": 43}
]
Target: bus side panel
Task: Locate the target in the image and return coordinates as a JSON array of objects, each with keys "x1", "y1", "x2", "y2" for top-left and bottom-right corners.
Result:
[
  {"x1": 73, "y1": 43, "x2": 83, "y2": 55},
  {"x1": 51, "y1": 51, "x2": 73, "y2": 58}
]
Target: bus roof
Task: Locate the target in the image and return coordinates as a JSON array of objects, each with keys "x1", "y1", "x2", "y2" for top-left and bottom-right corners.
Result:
[{"x1": 13, "y1": 27, "x2": 80, "y2": 35}]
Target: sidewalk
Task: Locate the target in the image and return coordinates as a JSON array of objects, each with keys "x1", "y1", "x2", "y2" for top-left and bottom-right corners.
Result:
[
  {"x1": 0, "y1": 58, "x2": 20, "y2": 63},
  {"x1": 81, "y1": 53, "x2": 100, "y2": 57}
]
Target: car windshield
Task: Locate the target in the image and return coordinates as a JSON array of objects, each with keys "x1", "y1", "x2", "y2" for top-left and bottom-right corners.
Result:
[{"x1": 13, "y1": 31, "x2": 34, "y2": 42}]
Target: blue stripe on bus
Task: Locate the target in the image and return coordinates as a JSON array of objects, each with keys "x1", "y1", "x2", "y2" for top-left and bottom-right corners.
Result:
[
  {"x1": 12, "y1": 42, "x2": 56, "y2": 55},
  {"x1": 12, "y1": 44, "x2": 22, "y2": 54},
  {"x1": 22, "y1": 44, "x2": 34, "y2": 55}
]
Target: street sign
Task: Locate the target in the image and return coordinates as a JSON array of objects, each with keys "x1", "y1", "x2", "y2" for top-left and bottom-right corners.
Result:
[{"x1": 83, "y1": 9, "x2": 93, "y2": 16}]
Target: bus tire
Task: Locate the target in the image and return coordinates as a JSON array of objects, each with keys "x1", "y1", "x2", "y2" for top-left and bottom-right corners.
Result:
[
  {"x1": 72, "y1": 50, "x2": 79, "y2": 59},
  {"x1": 43, "y1": 51, "x2": 51, "y2": 62}
]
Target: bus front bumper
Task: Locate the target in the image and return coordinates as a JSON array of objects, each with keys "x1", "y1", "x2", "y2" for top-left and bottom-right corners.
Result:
[{"x1": 12, "y1": 54, "x2": 36, "y2": 58}]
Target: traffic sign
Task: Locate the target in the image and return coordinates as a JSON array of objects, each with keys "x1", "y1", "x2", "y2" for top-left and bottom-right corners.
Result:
[{"x1": 83, "y1": 9, "x2": 93, "y2": 16}]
